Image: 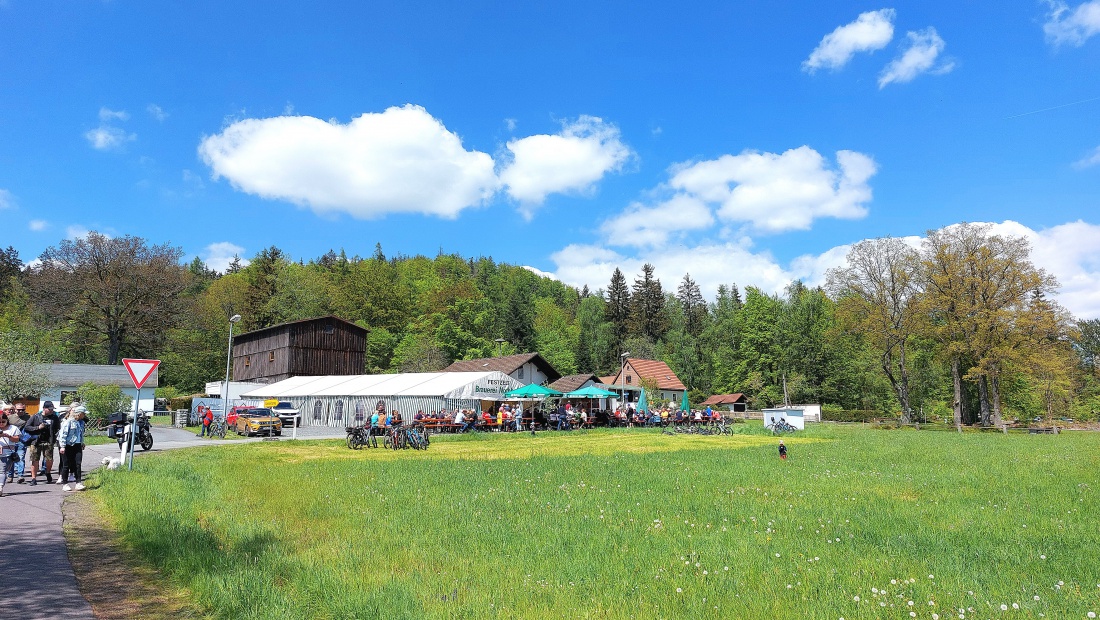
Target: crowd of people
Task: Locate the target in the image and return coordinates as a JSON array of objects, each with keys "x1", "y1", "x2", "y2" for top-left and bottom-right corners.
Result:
[
  {"x1": 0, "y1": 401, "x2": 87, "y2": 496},
  {"x1": 346, "y1": 400, "x2": 728, "y2": 434}
]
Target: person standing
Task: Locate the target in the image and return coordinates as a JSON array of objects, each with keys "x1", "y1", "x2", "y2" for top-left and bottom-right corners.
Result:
[
  {"x1": 778, "y1": 440, "x2": 788, "y2": 460},
  {"x1": 26, "y1": 401, "x2": 60, "y2": 484},
  {"x1": 58, "y1": 406, "x2": 87, "y2": 491},
  {"x1": 6, "y1": 403, "x2": 30, "y2": 484},
  {"x1": 199, "y1": 405, "x2": 213, "y2": 437},
  {"x1": 0, "y1": 415, "x2": 21, "y2": 496}
]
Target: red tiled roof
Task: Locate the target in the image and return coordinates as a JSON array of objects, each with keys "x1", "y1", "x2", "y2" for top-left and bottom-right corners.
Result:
[
  {"x1": 608, "y1": 359, "x2": 686, "y2": 391},
  {"x1": 701, "y1": 393, "x2": 747, "y2": 406},
  {"x1": 442, "y1": 352, "x2": 562, "y2": 383}
]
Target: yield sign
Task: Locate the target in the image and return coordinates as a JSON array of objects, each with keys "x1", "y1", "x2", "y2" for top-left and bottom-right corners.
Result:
[{"x1": 122, "y1": 359, "x2": 160, "y2": 389}]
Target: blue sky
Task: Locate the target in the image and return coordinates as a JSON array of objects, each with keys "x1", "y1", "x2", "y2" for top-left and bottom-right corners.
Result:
[{"x1": 2, "y1": 1, "x2": 1099, "y2": 317}]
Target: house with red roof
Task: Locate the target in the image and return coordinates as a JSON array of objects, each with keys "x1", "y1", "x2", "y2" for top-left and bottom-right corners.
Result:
[{"x1": 605, "y1": 358, "x2": 687, "y2": 406}]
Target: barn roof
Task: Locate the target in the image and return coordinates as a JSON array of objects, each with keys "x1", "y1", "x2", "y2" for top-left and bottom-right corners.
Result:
[
  {"x1": 442, "y1": 352, "x2": 562, "y2": 383},
  {"x1": 701, "y1": 393, "x2": 747, "y2": 406},
  {"x1": 608, "y1": 359, "x2": 686, "y2": 391}
]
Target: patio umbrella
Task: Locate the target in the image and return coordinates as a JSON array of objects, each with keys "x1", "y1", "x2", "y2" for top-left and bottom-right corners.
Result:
[
  {"x1": 681, "y1": 390, "x2": 690, "y2": 411},
  {"x1": 504, "y1": 383, "x2": 563, "y2": 399},
  {"x1": 637, "y1": 388, "x2": 648, "y2": 413},
  {"x1": 563, "y1": 385, "x2": 618, "y2": 399}
]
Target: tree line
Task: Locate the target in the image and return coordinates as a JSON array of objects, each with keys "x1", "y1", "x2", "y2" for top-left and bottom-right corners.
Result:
[{"x1": 1, "y1": 225, "x2": 1097, "y2": 423}]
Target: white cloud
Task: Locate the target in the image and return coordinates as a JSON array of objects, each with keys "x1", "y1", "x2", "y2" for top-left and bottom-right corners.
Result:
[
  {"x1": 201, "y1": 242, "x2": 249, "y2": 273},
  {"x1": 600, "y1": 194, "x2": 715, "y2": 248},
  {"x1": 499, "y1": 115, "x2": 633, "y2": 216},
  {"x1": 1073, "y1": 145, "x2": 1100, "y2": 169},
  {"x1": 803, "y1": 9, "x2": 896, "y2": 73},
  {"x1": 548, "y1": 220, "x2": 1100, "y2": 321},
  {"x1": 99, "y1": 107, "x2": 129, "y2": 122},
  {"x1": 521, "y1": 265, "x2": 557, "y2": 280},
  {"x1": 147, "y1": 104, "x2": 168, "y2": 121},
  {"x1": 1044, "y1": 0, "x2": 1100, "y2": 46},
  {"x1": 878, "y1": 27, "x2": 955, "y2": 88},
  {"x1": 182, "y1": 169, "x2": 205, "y2": 190},
  {"x1": 85, "y1": 126, "x2": 135, "y2": 150},
  {"x1": 667, "y1": 146, "x2": 876, "y2": 233},
  {"x1": 65, "y1": 225, "x2": 91, "y2": 240},
  {"x1": 0, "y1": 189, "x2": 13, "y2": 210},
  {"x1": 199, "y1": 105, "x2": 498, "y2": 219},
  {"x1": 28, "y1": 220, "x2": 48, "y2": 232}
]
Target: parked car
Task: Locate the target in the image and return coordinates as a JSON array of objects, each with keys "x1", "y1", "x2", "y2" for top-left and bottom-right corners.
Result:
[
  {"x1": 226, "y1": 405, "x2": 253, "y2": 426},
  {"x1": 234, "y1": 408, "x2": 282, "y2": 437},
  {"x1": 270, "y1": 401, "x2": 301, "y2": 428}
]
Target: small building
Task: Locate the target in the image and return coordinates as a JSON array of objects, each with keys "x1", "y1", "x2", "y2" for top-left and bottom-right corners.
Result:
[
  {"x1": 605, "y1": 358, "x2": 687, "y2": 405},
  {"x1": 232, "y1": 316, "x2": 367, "y2": 384},
  {"x1": 549, "y1": 374, "x2": 603, "y2": 394},
  {"x1": 16, "y1": 363, "x2": 160, "y2": 414},
  {"x1": 240, "y1": 371, "x2": 523, "y2": 427},
  {"x1": 442, "y1": 353, "x2": 562, "y2": 386},
  {"x1": 701, "y1": 393, "x2": 749, "y2": 414}
]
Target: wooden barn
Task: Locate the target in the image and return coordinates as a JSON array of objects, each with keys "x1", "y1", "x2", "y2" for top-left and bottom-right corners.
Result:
[{"x1": 231, "y1": 316, "x2": 367, "y2": 383}]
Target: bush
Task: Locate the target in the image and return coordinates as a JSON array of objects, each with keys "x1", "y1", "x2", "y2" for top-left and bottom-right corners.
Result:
[
  {"x1": 76, "y1": 382, "x2": 132, "y2": 423},
  {"x1": 169, "y1": 394, "x2": 200, "y2": 412},
  {"x1": 821, "y1": 409, "x2": 881, "y2": 423}
]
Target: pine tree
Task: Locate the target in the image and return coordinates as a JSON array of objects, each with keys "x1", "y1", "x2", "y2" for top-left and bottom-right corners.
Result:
[
  {"x1": 605, "y1": 268, "x2": 631, "y2": 353},
  {"x1": 630, "y1": 263, "x2": 667, "y2": 343}
]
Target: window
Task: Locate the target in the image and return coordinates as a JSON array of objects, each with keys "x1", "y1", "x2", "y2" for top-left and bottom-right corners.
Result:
[
  {"x1": 354, "y1": 401, "x2": 366, "y2": 424},
  {"x1": 269, "y1": 352, "x2": 275, "y2": 362},
  {"x1": 245, "y1": 356, "x2": 251, "y2": 367},
  {"x1": 313, "y1": 400, "x2": 323, "y2": 421},
  {"x1": 334, "y1": 400, "x2": 344, "y2": 421},
  {"x1": 324, "y1": 324, "x2": 335, "y2": 335},
  {"x1": 518, "y1": 367, "x2": 524, "y2": 379},
  {"x1": 626, "y1": 375, "x2": 632, "y2": 384}
]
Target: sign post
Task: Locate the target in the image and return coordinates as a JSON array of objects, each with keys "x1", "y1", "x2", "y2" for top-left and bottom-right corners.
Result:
[{"x1": 122, "y1": 359, "x2": 160, "y2": 471}]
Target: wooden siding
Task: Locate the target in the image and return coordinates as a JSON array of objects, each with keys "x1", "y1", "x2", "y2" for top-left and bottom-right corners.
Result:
[{"x1": 232, "y1": 317, "x2": 366, "y2": 382}]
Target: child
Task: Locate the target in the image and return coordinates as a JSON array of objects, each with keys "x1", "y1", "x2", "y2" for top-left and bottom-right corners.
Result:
[{"x1": 778, "y1": 440, "x2": 788, "y2": 460}]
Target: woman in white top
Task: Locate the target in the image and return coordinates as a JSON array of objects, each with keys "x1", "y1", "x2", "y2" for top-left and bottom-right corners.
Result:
[{"x1": 0, "y1": 416, "x2": 22, "y2": 496}]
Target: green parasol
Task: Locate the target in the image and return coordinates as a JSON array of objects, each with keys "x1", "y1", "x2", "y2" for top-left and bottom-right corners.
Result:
[
  {"x1": 681, "y1": 390, "x2": 690, "y2": 411},
  {"x1": 564, "y1": 385, "x2": 618, "y2": 399},
  {"x1": 637, "y1": 388, "x2": 648, "y2": 413},
  {"x1": 504, "y1": 384, "x2": 563, "y2": 399}
]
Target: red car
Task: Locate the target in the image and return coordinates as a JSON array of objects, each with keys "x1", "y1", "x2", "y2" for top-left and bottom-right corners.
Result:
[{"x1": 226, "y1": 405, "x2": 253, "y2": 426}]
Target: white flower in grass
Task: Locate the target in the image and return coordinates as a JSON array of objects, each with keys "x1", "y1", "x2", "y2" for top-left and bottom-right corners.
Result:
[
  {"x1": 932, "y1": 615, "x2": 939, "y2": 620},
  {"x1": 1040, "y1": 554, "x2": 1046, "y2": 560},
  {"x1": 872, "y1": 588, "x2": 879, "y2": 594},
  {"x1": 929, "y1": 574, "x2": 935, "y2": 579},
  {"x1": 1000, "y1": 604, "x2": 1008, "y2": 611},
  {"x1": 891, "y1": 579, "x2": 897, "y2": 585},
  {"x1": 1088, "y1": 613, "x2": 1096, "y2": 619},
  {"x1": 1033, "y1": 596, "x2": 1040, "y2": 601},
  {"x1": 676, "y1": 587, "x2": 682, "y2": 593},
  {"x1": 929, "y1": 601, "x2": 936, "y2": 606},
  {"x1": 1012, "y1": 603, "x2": 1019, "y2": 609},
  {"x1": 908, "y1": 601, "x2": 914, "y2": 606},
  {"x1": 854, "y1": 596, "x2": 860, "y2": 602},
  {"x1": 775, "y1": 553, "x2": 780, "y2": 558},
  {"x1": 703, "y1": 571, "x2": 708, "y2": 575},
  {"x1": 910, "y1": 613, "x2": 917, "y2": 618},
  {"x1": 724, "y1": 566, "x2": 729, "y2": 571}
]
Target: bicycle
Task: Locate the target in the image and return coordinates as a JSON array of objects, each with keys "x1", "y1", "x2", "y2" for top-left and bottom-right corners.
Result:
[
  {"x1": 346, "y1": 425, "x2": 368, "y2": 450},
  {"x1": 406, "y1": 425, "x2": 429, "y2": 450},
  {"x1": 766, "y1": 420, "x2": 796, "y2": 434}
]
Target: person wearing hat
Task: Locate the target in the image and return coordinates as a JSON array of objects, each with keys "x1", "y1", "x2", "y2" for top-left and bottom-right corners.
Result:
[
  {"x1": 25, "y1": 401, "x2": 61, "y2": 485},
  {"x1": 778, "y1": 439, "x2": 788, "y2": 460},
  {"x1": 58, "y1": 406, "x2": 87, "y2": 491}
]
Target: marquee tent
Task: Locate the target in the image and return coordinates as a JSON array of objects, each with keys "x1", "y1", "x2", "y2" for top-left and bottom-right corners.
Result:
[{"x1": 240, "y1": 371, "x2": 524, "y2": 427}]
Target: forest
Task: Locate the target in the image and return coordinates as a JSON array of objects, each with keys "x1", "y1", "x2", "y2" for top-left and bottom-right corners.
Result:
[{"x1": 1, "y1": 222, "x2": 1098, "y2": 424}]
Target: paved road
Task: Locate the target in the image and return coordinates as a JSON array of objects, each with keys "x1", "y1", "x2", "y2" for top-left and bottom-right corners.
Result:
[{"x1": 0, "y1": 424, "x2": 343, "y2": 619}]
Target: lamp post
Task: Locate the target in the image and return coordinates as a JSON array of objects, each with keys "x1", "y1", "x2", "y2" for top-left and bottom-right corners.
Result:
[
  {"x1": 620, "y1": 352, "x2": 629, "y2": 415},
  {"x1": 494, "y1": 338, "x2": 506, "y2": 357},
  {"x1": 223, "y1": 314, "x2": 241, "y2": 419}
]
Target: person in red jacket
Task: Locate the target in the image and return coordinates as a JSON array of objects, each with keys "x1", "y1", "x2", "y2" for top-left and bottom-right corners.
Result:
[{"x1": 199, "y1": 406, "x2": 214, "y2": 437}]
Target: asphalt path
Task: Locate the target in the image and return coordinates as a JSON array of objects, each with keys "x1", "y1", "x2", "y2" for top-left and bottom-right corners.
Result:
[{"x1": 0, "y1": 424, "x2": 344, "y2": 619}]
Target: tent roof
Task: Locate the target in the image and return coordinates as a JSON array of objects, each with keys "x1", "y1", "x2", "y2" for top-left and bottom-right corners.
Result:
[{"x1": 240, "y1": 371, "x2": 521, "y2": 399}]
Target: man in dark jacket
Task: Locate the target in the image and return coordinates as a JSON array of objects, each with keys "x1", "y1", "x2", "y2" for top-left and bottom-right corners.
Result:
[
  {"x1": 24, "y1": 401, "x2": 60, "y2": 485},
  {"x1": 6, "y1": 404, "x2": 30, "y2": 483}
]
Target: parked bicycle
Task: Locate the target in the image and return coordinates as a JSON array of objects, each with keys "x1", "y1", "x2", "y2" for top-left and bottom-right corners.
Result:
[{"x1": 766, "y1": 419, "x2": 796, "y2": 434}]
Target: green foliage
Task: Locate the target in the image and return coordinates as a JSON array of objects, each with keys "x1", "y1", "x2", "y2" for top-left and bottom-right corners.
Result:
[
  {"x1": 168, "y1": 395, "x2": 195, "y2": 412},
  {"x1": 0, "y1": 328, "x2": 55, "y2": 402},
  {"x1": 76, "y1": 381, "x2": 132, "y2": 421}
]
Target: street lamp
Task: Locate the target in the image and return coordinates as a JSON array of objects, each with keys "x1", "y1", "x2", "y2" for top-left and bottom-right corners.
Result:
[
  {"x1": 620, "y1": 352, "x2": 630, "y2": 414},
  {"x1": 223, "y1": 314, "x2": 241, "y2": 418},
  {"x1": 494, "y1": 338, "x2": 506, "y2": 357}
]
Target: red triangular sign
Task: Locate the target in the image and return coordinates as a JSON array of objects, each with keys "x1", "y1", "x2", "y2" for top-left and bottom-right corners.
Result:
[{"x1": 122, "y1": 359, "x2": 160, "y2": 389}]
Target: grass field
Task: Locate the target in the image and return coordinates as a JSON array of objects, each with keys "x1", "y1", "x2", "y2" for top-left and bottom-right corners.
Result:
[{"x1": 89, "y1": 424, "x2": 1100, "y2": 619}]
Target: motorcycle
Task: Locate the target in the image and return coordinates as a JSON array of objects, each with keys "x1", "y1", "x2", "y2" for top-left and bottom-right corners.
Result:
[{"x1": 107, "y1": 411, "x2": 154, "y2": 451}]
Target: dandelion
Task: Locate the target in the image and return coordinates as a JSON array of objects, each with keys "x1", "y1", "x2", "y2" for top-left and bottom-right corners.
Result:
[
  {"x1": 1088, "y1": 614, "x2": 1096, "y2": 619},
  {"x1": 930, "y1": 601, "x2": 936, "y2": 606},
  {"x1": 1012, "y1": 603, "x2": 1019, "y2": 609},
  {"x1": 1034, "y1": 596, "x2": 1040, "y2": 601},
  {"x1": 872, "y1": 588, "x2": 879, "y2": 594},
  {"x1": 724, "y1": 567, "x2": 729, "y2": 571},
  {"x1": 676, "y1": 588, "x2": 682, "y2": 593},
  {"x1": 929, "y1": 574, "x2": 935, "y2": 579},
  {"x1": 854, "y1": 596, "x2": 860, "y2": 602},
  {"x1": 909, "y1": 601, "x2": 914, "y2": 606},
  {"x1": 911, "y1": 613, "x2": 917, "y2": 618},
  {"x1": 775, "y1": 553, "x2": 780, "y2": 557},
  {"x1": 1000, "y1": 604, "x2": 1008, "y2": 611},
  {"x1": 1040, "y1": 555, "x2": 1046, "y2": 560},
  {"x1": 703, "y1": 571, "x2": 708, "y2": 575},
  {"x1": 891, "y1": 579, "x2": 898, "y2": 585},
  {"x1": 932, "y1": 615, "x2": 939, "y2": 620}
]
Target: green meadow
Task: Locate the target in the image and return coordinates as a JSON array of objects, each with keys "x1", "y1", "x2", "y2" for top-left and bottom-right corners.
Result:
[{"x1": 90, "y1": 425, "x2": 1100, "y2": 619}]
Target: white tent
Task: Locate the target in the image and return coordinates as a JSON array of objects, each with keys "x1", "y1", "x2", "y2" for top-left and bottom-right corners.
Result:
[{"x1": 240, "y1": 371, "x2": 523, "y2": 427}]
